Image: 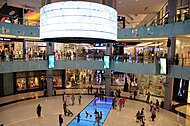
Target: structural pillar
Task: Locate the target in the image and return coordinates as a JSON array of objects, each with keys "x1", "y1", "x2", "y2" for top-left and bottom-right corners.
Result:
[
  {"x1": 164, "y1": 0, "x2": 177, "y2": 110},
  {"x1": 44, "y1": 0, "x2": 54, "y2": 97},
  {"x1": 23, "y1": 40, "x2": 26, "y2": 60},
  {"x1": 164, "y1": 76, "x2": 174, "y2": 110},
  {"x1": 105, "y1": 43, "x2": 112, "y2": 96},
  {"x1": 101, "y1": 0, "x2": 115, "y2": 96}
]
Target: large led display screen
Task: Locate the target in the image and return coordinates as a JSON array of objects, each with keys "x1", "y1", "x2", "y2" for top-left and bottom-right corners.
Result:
[
  {"x1": 48, "y1": 55, "x2": 55, "y2": 69},
  {"x1": 173, "y1": 78, "x2": 189, "y2": 103},
  {"x1": 40, "y1": 1, "x2": 117, "y2": 41},
  {"x1": 104, "y1": 56, "x2": 110, "y2": 69},
  {"x1": 160, "y1": 58, "x2": 167, "y2": 75}
]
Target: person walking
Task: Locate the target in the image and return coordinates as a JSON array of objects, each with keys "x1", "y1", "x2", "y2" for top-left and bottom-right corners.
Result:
[
  {"x1": 146, "y1": 92, "x2": 150, "y2": 103},
  {"x1": 87, "y1": 86, "x2": 90, "y2": 95},
  {"x1": 151, "y1": 108, "x2": 156, "y2": 121},
  {"x1": 90, "y1": 85, "x2": 93, "y2": 94},
  {"x1": 156, "y1": 99, "x2": 160, "y2": 112},
  {"x1": 63, "y1": 101, "x2": 67, "y2": 116},
  {"x1": 59, "y1": 114, "x2": 63, "y2": 126},
  {"x1": 77, "y1": 113, "x2": 81, "y2": 123},
  {"x1": 62, "y1": 92, "x2": 65, "y2": 102},
  {"x1": 36, "y1": 104, "x2": 42, "y2": 117},
  {"x1": 71, "y1": 94, "x2": 75, "y2": 105},
  {"x1": 78, "y1": 94, "x2": 82, "y2": 105},
  {"x1": 134, "y1": 90, "x2": 137, "y2": 99},
  {"x1": 119, "y1": 98, "x2": 123, "y2": 111}
]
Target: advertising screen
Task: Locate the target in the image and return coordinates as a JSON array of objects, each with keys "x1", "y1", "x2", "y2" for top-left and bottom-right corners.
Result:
[
  {"x1": 48, "y1": 55, "x2": 55, "y2": 69},
  {"x1": 160, "y1": 58, "x2": 167, "y2": 74},
  {"x1": 40, "y1": 1, "x2": 117, "y2": 41},
  {"x1": 173, "y1": 78, "x2": 189, "y2": 103},
  {"x1": 104, "y1": 56, "x2": 110, "y2": 69}
]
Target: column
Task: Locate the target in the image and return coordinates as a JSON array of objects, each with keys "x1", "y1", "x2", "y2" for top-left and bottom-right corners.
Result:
[
  {"x1": 105, "y1": 43, "x2": 112, "y2": 96},
  {"x1": 164, "y1": 76, "x2": 174, "y2": 110},
  {"x1": 164, "y1": 0, "x2": 177, "y2": 110},
  {"x1": 101, "y1": 0, "x2": 116, "y2": 9},
  {"x1": 168, "y1": 0, "x2": 177, "y2": 23},
  {"x1": 45, "y1": 0, "x2": 54, "y2": 97},
  {"x1": 101, "y1": 0, "x2": 115, "y2": 96},
  {"x1": 46, "y1": 42, "x2": 54, "y2": 97},
  {"x1": 23, "y1": 40, "x2": 26, "y2": 60}
]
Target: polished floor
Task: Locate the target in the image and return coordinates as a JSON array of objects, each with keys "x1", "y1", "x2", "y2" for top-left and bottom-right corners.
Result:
[{"x1": 0, "y1": 95, "x2": 189, "y2": 126}]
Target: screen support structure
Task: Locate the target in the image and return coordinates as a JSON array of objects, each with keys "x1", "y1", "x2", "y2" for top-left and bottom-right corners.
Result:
[
  {"x1": 102, "y1": 0, "x2": 115, "y2": 96},
  {"x1": 105, "y1": 43, "x2": 112, "y2": 96},
  {"x1": 43, "y1": 0, "x2": 54, "y2": 97},
  {"x1": 46, "y1": 41, "x2": 54, "y2": 97}
]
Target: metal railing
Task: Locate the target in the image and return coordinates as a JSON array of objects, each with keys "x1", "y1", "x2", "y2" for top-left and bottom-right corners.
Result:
[{"x1": 1, "y1": 53, "x2": 190, "y2": 66}]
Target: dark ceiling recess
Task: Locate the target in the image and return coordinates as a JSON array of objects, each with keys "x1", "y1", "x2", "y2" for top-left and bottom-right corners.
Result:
[{"x1": 0, "y1": 3, "x2": 23, "y2": 23}]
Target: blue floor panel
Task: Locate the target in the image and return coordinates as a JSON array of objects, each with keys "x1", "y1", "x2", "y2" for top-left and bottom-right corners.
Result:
[{"x1": 67, "y1": 97, "x2": 113, "y2": 126}]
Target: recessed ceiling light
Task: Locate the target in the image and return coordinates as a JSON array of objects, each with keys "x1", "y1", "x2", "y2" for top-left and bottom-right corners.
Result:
[{"x1": 118, "y1": 0, "x2": 121, "y2": 4}]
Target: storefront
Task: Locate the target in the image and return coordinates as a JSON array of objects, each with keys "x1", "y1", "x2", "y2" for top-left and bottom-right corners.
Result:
[
  {"x1": 15, "y1": 71, "x2": 44, "y2": 92},
  {"x1": 0, "y1": 37, "x2": 23, "y2": 61},
  {"x1": 135, "y1": 74, "x2": 166, "y2": 97},
  {"x1": 53, "y1": 70, "x2": 64, "y2": 88},
  {"x1": 25, "y1": 41, "x2": 46, "y2": 60}
]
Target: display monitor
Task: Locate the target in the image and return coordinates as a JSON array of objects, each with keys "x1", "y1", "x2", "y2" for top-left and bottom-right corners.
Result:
[
  {"x1": 104, "y1": 55, "x2": 110, "y2": 69},
  {"x1": 48, "y1": 55, "x2": 55, "y2": 69},
  {"x1": 173, "y1": 78, "x2": 189, "y2": 103},
  {"x1": 40, "y1": 1, "x2": 117, "y2": 41},
  {"x1": 160, "y1": 58, "x2": 167, "y2": 74}
]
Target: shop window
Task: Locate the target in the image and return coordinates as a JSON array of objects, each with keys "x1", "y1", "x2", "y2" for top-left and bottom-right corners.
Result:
[
  {"x1": 16, "y1": 78, "x2": 27, "y2": 91},
  {"x1": 53, "y1": 76, "x2": 62, "y2": 87},
  {"x1": 28, "y1": 77, "x2": 39, "y2": 89}
]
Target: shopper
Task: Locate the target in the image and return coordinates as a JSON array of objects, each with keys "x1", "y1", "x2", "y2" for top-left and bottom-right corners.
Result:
[
  {"x1": 146, "y1": 92, "x2": 151, "y2": 103},
  {"x1": 71, "y1": 94, "x2": 75, "y2": 105},
  {"x1": 63, "y1": 101, "x2": 67, "y2": 116},
  {"x1": 62, "y1": 92, "x2": 65, "y2": 102},
  {"x1": 135, "y1": 111, "x2": 141, "y2": 123},
  {"x1": 156, "y1": 99, "x2": 160, "y2": 112},
  {"x1": 134, "y1": 90, "x2": 137, "y2": 99},
  {"x1": 119, "y1": 98, "x2": 123, "y2": 111},
  {"x1": 151, "y1": 108, "x2": 156, "y2": 121},
  {"x1": 87, "y1": 86, "x2": 90, "y2": 94},
  {"x1": 59, "y1": 114, "x2": 63, "y2": 126},
  {"x1": 77, "y1": 113, "x2": 81, "y2": 123},
  {"x1": 90, "y1": 85, "x2": 93, "y2": 94},
  {"x1": 93, "y1": 100, "x2": 97, "y2": 106},
  {"x1": 100, "y1": 111, "x2": 103, "y2": 120},
  {"x1": 78, "y1": 94, "x2": 82, "y2": 105},
  {"x1": 140, "y1": 108, "x2": 145, "y2": 122},
  {"x1": 36, "y1": 104, "x2": 42, "y2": 117}
]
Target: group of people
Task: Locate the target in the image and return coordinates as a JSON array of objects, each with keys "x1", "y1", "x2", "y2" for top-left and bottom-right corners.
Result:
[
  {"x1": 112, "y1": 96, "x2": 126, "y2": 111},
  {"x1": 35, "y1": 92, "x2": 83, "y2": 126},
  {"x1": 135, "y1": 99, "x2": 162, "y2": 126},
  {"x1": 135, "y1": 108, "x2": 145, "y2": 126}
]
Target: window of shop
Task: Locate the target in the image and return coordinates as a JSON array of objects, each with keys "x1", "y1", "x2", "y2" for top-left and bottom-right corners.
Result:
[
  {"x1": 16, "y1": 72, "x2": 27, "y2": 91},
  {"x1": 53, "y1": 71, "x2": 62, "y2": 88},
  {"x1": 28, "y1": 72, "x2": 39, "y2": 89}
]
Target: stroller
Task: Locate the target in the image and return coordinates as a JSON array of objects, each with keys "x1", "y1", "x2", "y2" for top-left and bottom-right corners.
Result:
[{"x1": 65, "y1": 108, "x2": 73, "y2": 116}]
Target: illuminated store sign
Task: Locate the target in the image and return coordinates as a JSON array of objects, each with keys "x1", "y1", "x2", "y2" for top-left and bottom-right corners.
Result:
[{"x1": 40, "y1": 1, "x2": 117, "y2": 41}]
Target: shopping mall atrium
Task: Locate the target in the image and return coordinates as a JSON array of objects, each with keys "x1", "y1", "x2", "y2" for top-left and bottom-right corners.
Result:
[{"x1": 0, "y1": 0, "x2": 190, "y2": 126}]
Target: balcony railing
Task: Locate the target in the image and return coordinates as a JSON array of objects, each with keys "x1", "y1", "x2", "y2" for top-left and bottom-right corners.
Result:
[{"x1": 0, "y1": 53, "x2": 190, "y2": 66}]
